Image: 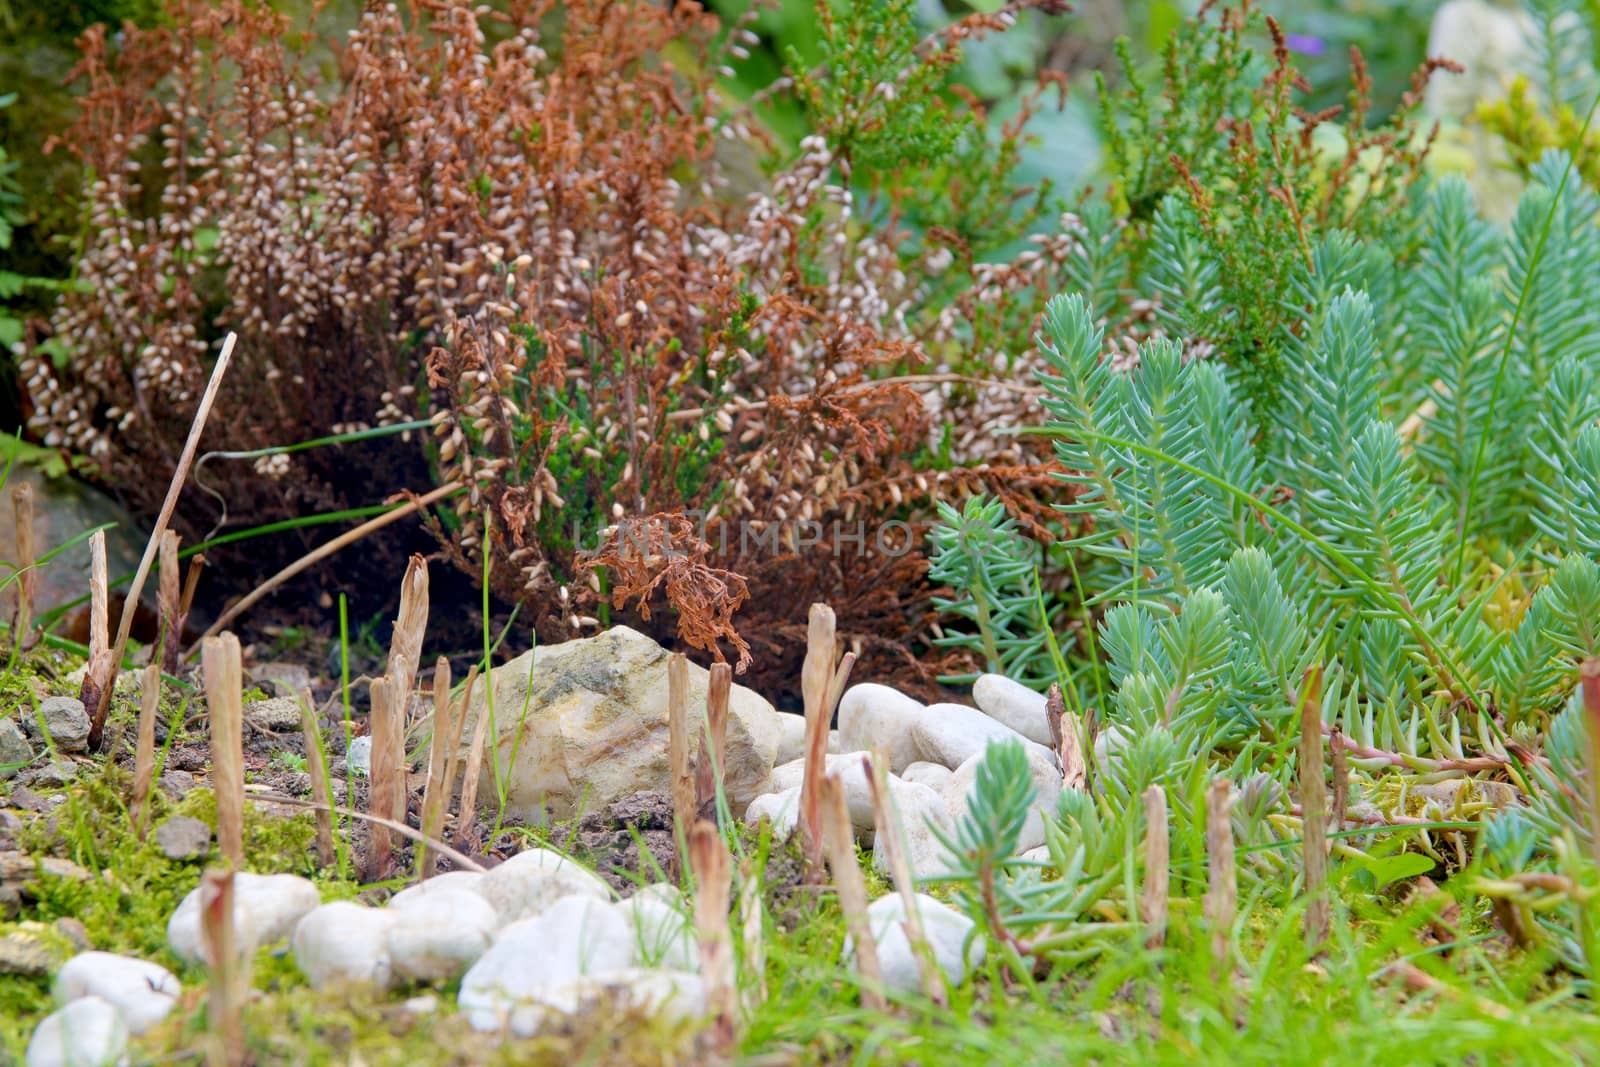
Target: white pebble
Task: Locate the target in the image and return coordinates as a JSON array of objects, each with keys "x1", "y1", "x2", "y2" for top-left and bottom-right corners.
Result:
[
  {"x1": 900, "y1": 761, "x2": 953, "y2": 790},
  {"x1": 842, "y1": 893, "x2": 984, "y2": 993},
  {"x1": 971, "y1": 674, "x2": 1054, "y2": 746},
  {"x1": 743, "y1": 786, "x2": 800, "y2": 837},
  {"x1": 387, "y1": 886, "x2": 498, "y2": 982},
  {"x1": 53, "y1": 952, "x2": 179, "y2": 1036},
  {"x1": 474, "y1": 848, "x2": 613, "y2": 925},
  {"x1": 837, "y1": 684, "x2": 923, "y2": 772},
  {"x1": 291, "y1": 901, "x2": 397, "y2": 990},
  {"x1": 459, "y1": 896, "x2": 637, "y2": 1033},
  {"x1": 911, "y1": 703, "x2": 1053, "y2": 770},
  {"x1": 943, "y1": 743, "x2": 1064, "y2": 853},
  {"x1": 167, "y1": 872, "x2": 321, "y2": 965},
  {"x1": 26, "y1": 996, "x2": 127, "y2": 1067}
]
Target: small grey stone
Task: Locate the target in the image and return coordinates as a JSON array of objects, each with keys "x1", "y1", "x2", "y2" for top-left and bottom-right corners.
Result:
[
  {"x1": 0, "y1": 716, "x2": 34, "y2": 777},
  {"x1": 155, "y1": 816, "x2": 212, "y2": 862},
  {"x1": 26, "y1": 698, "x2": 90, "y2": 754},
  {"x1": 5, "y1": 785, "x2": 45, "y2": 811},
  {"x1": 0, "y1": 926, "x2": 61, "y2": 977},
  {"x1": 345, "y1": 736, "x2": 371, "y2": 777},
  {"x1": 157, "y1": 769, "x2": 195, "y2": 799},
  {"x1": 251, "y1": 662, "x2": 313, "y2": 698},
  {"x1": 244, "y1": 696, "x2": 303, "y2": 732},
  {"x1": 0, "y1": 717, "x2": 33, "y2": 780},
  {"x1": 25, "y1": 761, "x2": 78, "y2": 789}
]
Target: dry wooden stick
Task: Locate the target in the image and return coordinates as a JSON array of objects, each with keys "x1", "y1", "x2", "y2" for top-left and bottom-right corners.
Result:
[
  {"x1": 385, "y1": 554, "x2": 430, "y2": 708},
  {"x1": 820, "y1": 772, "x2": 886, "y2": 1011},
  {"x1": 1583, "y1": 659, "x2": 1600, "y2": 871},
  {"x1": 187, "y1": 482, "x2": 460, "y2": 656},
  {"x1": 296, "y1": 689, "x2": 335, "y2": 869},
  {"x1": 455, "y1": 688, "x2": 493, "y2": 851},
  {"x1": 1141, "y1": 785, "x2": 1170, "y2": 950},
  {"x1": 130, "y1": 663, "x2": 161, "y2": 841},
  {"x1": 96, "y1": 332, "x2": 235, "y2": 749},
  {"x1": 696, "y1": 662, "x2": 732, "y2": 820},
  {"x1": 11, "y1": 481, "x2": 33, "y2": 645},
  {"x1": 439, "y1": 664, "x2": 480, "y2": 828},
  {"x1": 738, "y1": 859, "x2": 767, "y2": 1009},
  {"x1": 254, "y1": 791, "x2": 486, "y2": 872},
  {"x1": 180, "y1": 552, "x2": 206, "y2": 620},
  {"x1": 202, "y1": 633, "x2": 245, "y2": 866},
  {"x1": 1330, "y1": 724, "x2": 1349, "y2": 834},
  {"x1": 864, "y1": 749, "x2": 946, "y2": 1006},
  {"x1": 418, "y1": 657, "x2": 452, "y2": 878},
  {"x1": 690, "y1": 820, "x2": 737, "y2": 1053},
  {"x1": 799, "y1": 604, "x2": 838, "y2": 871},
  {"x1": 668, "y1": 653, "x2": 695, "y2": 838},
  {"x1": 77, "y1": 531, "x2": 114, "y2": 737},
  {"x1": 1204, "y1": 777, "x2": 1236, "y2": 980},
  {"x1": 157, "y1": 531, "x2": 182, "y2": 675},
  {"x1": 200, "y1": 867, "x2": 246, "y2": 1067},
  {"x1": 1299, "y1": 666, "x2": 1329, "y2": 952},
  {"x1": 367, "y1": 676, "x2": 401, "y2": 881}
]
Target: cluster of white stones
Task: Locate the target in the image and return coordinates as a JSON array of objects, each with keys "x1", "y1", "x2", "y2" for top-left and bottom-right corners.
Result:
[
  {"x1": 24, "y1": 850, "x2": 707, "y2": 1065},
  {"x1": 746, "y1": 674, "x2": 1065, "y2": 881}
]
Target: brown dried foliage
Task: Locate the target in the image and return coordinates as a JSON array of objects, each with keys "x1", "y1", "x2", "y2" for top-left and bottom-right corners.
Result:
[{"x1": 24, "y1": 0, "x2": 1073, "y2": 692}]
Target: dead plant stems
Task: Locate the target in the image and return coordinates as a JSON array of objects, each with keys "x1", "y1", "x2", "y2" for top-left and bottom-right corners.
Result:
[
  {"x1": 202, "y1": 633, "x2": 245, "y2": 866},
  {"x1": 97, "y1": 332, "x2": 235, "y2": 748},
  {"x1": 186, "y1": 481, "x2": 461, "y2": 656}
]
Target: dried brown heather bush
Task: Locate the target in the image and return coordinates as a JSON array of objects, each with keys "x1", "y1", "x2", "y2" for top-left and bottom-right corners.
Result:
[{"x1": 24, "y1": 0, "x2": 1077, "y2": 691}]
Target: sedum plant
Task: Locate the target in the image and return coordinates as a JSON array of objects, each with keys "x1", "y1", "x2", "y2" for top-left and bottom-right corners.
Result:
[{"x1": 937, "y1": 155, "x2": 1600, "y2": 982}]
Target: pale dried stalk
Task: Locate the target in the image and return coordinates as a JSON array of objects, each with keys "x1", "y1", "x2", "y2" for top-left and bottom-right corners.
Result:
[
  {"x1": 12, "y1": 482, "x2": 33, "y2": 644},
  {"x1": 455, "y1": 690, "x2": 493, "y2": 850},
  {"x1": 1204, "y1": 778, "x2": 1236, "y2": 977},
  {"x1": 419, "y1": 657, "x2": 452, "y2": 877},
  {"x1": 738, "y1": 859, "x2": 767, "y2": 1009},
  {"x1": 367, "y1": 676, "x2": 401, "y2": 881},
  {"x1": 202, "y1": 633, "x2": 245, "y2": 866},
  {"x1": 386, "y1": 554, "x2": 430, "y2": 706},
  {"x1": 668, "y1": 653, "x2": 695, "y2": 836},
  {"x1": 799, "y1": 604, "x2": 837, "y2": 869},
  {"x1": 440, "y1": 664, "x2": 480, "y2": 828},
  {"x1": 695, "y1": 661, "x2": 732, "y2": 819},
  {"x1": 820, "y1": 773, "x2": 885, "y2": 1011},
  {"x1": 1299, "y1": 666, "x2": 1329, "y2": 952},
  {"x1": 189, "y1": 482, "x2": 460, "y2": 655},
  {"x1": 100, "y1": 332, "x2": 235, "y2": 746},
  {"x1": 158, "y1": 530, "x2": 181, "y2": 674},
  {"x1": 255, "y1": 791, "x2": 486, "y2": 872},
  {"x1": 1583, "y1": 659, "x2": 1600, "y2": 872},
  {"x1": 1330, "y1": 725, "x2": 1349, "y2": 834},
  {"x1": 1140, "y1": 785, "x2": 1169, "y2": 950},
  {"x1": 690, "y1": 821, "x2": 737, "y2": 1052},
  {"x1": 297, "y1": 689, "x2": 335, "y2": 869},
  {"x1": 200, "y1": 866, "x2": 245, "y2": 1067},
  {"x1": 130, "y1": 663, "x2": 161, "y2": 840},
  {"x1": 77, "y1": 530, "x2": 114, "y2": 735},
  {"x1": 180, "y1": 553, "x2": 206, "y2": 619},
  {"x1": 864, "y1": 749, "x2": 946, "y2": 1006},
  {"x1": 1046, "y1": 683, "x2": 1086, "y2": 790}
]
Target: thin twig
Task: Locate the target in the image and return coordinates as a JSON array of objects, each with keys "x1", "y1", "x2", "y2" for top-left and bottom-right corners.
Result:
[
  {"x1": 12, "y1": 481, "x2": 33, "y2": 646},
  {"x1": 96, "y1": 332, "x2": 235, "y2": 747},
  {"x1": 1299, "y1": 666, "x2": 1328, "y2": 952},
  {"x1": 186, "y1": 481, "x2": 461, "y2": 656},
  {"x1": 250, "y1": 792, "x2": 486, "y2": 872},
  {"x1": 821, "y1": 773, "x2": 886, "y2": 1012},
  {"x1": 669, "y1": 653, "x2": 695, "y2": 838},
  {"x1": 202, "y1": 633, "x2": 245, "y2": 866},
  {"x1": 130, "y1": 663, "x2": 160, "y2": 841}
]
